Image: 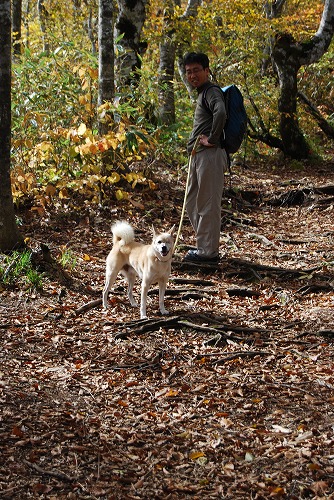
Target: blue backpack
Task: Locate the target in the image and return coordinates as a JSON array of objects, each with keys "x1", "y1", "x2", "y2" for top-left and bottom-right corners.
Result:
[{"x1": 203, "y1": 84, "x2": 247, "y2": 154}]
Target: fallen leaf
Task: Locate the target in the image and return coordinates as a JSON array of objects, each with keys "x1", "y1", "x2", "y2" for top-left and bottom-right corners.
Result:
[
  {"x1": 189, "y1": 451, "x2": 206, "y2": 460},
  {"x1": 272, "y1": 425, "x2": 292, "y2": 434}
]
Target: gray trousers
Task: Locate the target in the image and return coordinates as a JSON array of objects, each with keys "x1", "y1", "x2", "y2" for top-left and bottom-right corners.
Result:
[{"x1": 186, "y1": 147, "x2": 227, "y2": 257}]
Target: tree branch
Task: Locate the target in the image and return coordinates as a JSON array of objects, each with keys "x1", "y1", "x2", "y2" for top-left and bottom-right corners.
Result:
[{"x1": 298, "y1": 90, "x2": 334, "y2": 138}]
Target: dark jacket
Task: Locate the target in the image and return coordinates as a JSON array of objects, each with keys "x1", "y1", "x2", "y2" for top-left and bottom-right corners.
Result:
[{"x1": 187, "y1": 82, "x2": 226, "y2": 155}]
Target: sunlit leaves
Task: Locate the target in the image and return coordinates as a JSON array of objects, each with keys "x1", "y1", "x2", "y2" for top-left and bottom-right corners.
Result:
[
  {"x1": 11, "y1": 48, "x2": 158, "y2": 207},
  {"x1": 11, "y1": 169, "x2": 37, "y2": 204}
]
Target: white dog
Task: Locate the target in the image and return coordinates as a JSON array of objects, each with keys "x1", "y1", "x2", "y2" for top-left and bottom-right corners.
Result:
[{"x1": 102, "y1": 221, "x2": 175, "y2": 319}]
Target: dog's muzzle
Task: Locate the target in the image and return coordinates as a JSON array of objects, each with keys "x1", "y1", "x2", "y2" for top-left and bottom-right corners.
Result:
[{"x1": 161, "y1": 246, "x2": 169, "y2": 257}]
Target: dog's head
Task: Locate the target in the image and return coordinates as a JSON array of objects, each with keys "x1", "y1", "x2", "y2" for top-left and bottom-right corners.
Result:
[{"x1": 152, "y1": 225, "x2": 175, "y2": 259}]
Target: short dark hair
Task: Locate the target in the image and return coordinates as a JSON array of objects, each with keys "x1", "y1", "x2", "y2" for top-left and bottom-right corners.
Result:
[{"x1": 183, "y1": 52, "x2": 210, "y2": 69}]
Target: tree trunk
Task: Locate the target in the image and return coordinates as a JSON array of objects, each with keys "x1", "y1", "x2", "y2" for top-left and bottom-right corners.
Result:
[
  {"x1": 22, "y1": 0, "x2": 31, "y2": 49},
  {"x1": 98, "y1": 0, "x2": 114, "y2": 181},
  {"x1": 0, "y1": 0, "x2": 24, "y2": 251},
  {"x1": 87, "y1": 9, "x2": 97, "y2": 54},
  {"x1": 37, "y1": 0, "x2": 49, "y2": 53},
  {"x1": 98, "y1": 0, "x2": 114, "y2": 136},
  {"x1": 261, "y1": 0, "x2": 287, "y2": 75},
  {"x1": 158, "y1": 40, "x2": 176, "y2": 124},
  {"x1": 158, "y1": 0, "x2": 203, "y2": 124},
  {"x1": 271, "y1": 0, "x2": 334, "y2": 159},
  {"x1": 157, "y1": 0, "x2": 178, "y2": 125},
  {"x1": 177, "y1": 0, "x2": 203, "y2": 94},
  {"x1": 272, "y1": 34, "x2": 309, "y2": 158},
  {"x1": 114, "y1": 0, "x2": 148, "y2": 88},
  {"x1": 12, "y1": 0, "x2": 22, "y2": 57}
]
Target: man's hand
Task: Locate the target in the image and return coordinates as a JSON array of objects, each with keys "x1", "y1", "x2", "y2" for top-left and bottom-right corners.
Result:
[{"x1": 199, "y1": 135, "x2": 214, "y2": 147}]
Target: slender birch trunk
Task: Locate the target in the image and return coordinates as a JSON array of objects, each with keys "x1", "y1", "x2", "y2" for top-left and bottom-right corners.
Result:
[
  {"x1": 98, "y1": 0, "x2": 114, "y2": 136},
  {"x1": 12, "y1": 0, "x2": 22, "y2": 57}
]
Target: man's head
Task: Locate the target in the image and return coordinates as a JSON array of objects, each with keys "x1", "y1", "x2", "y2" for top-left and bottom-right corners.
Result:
[{"x1": 183, "y1": 52, "x2": 210, "y2": 88}]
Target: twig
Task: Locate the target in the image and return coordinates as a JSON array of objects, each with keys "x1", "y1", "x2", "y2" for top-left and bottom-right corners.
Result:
[
  {"x1": 74, "y1": 298, "x2": 102, "y2": 315},
  {"x1": 23, "y1": 459, "x2": 76, "y2": 482},
  {"x1": 178, "y1": 320, "x2": 243, "y2": 340},
  {"x1": 226, "y1": 287, "x2": 261, "y2": 298},
  {"x1": 0, "y1": 483, "x2": 30, "y2": 496},
  {"x1": 173, "y1": 260, "x2": 220, "y2": 271},
  {"x1": 171, "y1": 277, "x2": 216, "y2": 286},
  {"x1": 211, "y1": 351, "x2": 271, "y2": 365},
  {"x1": 148, "y1": 287, "x2": 216, "y2": 297},
  {"x1": 262, "y1": 382, "x2": 318, "y2": 398},
  {"x1": 91, "y1": 353, "x2": 163, "y2": 372},
  {"x1": 296, "y1": 329, "x2": 334, "y2": 339},
  {"x1": 116, "y1": 316, "x2": 180, "y2": 338}
]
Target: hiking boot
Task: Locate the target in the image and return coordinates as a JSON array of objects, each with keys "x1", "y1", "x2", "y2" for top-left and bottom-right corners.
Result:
[{"x1": 183, "y1": 249, "x2": 219, "y2": 263}]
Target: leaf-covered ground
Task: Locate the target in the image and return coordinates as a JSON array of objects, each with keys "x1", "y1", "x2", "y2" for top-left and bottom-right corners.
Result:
[{"x1": 1, "y1": 160, "x2": 334, "y2": 499}]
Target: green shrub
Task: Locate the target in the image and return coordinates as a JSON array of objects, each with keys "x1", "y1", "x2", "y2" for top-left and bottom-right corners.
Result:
[{"x1": 0, "y1": 250, "x2": 43, "y2": 290}]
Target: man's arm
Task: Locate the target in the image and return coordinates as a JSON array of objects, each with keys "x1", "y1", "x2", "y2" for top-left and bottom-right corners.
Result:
[{"x1": 205, "y1": 87, "x2": 226, "y2": 146}]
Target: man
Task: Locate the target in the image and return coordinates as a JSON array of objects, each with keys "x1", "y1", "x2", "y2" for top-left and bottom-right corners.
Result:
[{"x1": 183, "y1": 52, "x2": 228, "y2": 263}]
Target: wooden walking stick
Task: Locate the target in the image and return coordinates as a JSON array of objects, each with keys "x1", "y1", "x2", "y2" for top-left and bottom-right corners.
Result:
[{"x1": 173, "y1": 136, "x2": 200, "y2": 253}]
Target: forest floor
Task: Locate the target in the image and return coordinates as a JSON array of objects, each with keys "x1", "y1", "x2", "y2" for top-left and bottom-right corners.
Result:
[{"x1": 1, "y1": 158, "x2": 334, "y2": 499}]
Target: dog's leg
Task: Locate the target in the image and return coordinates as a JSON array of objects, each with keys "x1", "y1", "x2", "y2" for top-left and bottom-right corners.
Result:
[
  {"x1": 102, "y1": 268, "x2": 118, "y2": 308},
  {"x1": 140, "y1": 279, "x2": 151, "y2": 319},
  {"x1": 124, "y1": 266, "x2": 138, "y2": 308},
  {"x1": 158, "y1": 278, "x2": 169, "y2": 315}
]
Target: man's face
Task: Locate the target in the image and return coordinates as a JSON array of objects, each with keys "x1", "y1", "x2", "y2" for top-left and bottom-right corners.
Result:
[{"x1": 185, "y1": 63, "x2": 209, "y2": 88}]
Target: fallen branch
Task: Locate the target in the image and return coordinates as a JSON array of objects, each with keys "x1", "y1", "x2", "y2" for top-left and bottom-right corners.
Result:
[
  {"x1": 148, "y1": 287, "x2": 216, "y2": 299},
  {"x1": 298, "y1": 91, "x2": 334, "y2": 139},
  {"x1": 23, "y1": 459, "x2": 76, "y2": 482},
  {"x1": 290, "y1": 329, "x2": 334, "y2": 340},
  {"x1": 314, "y1": 185, "x2": 334, "y2": 195},
  {"x1": 178, "y1": 320, "x2": 242, "y2": 341},
  {"x1": 108, "y1": 314, "x2": 268, "y2": 340},
  {"x1": 114, "y1": 316, "x2": 181, "y2": 339},
  {"x1": 0, "y1": 483, "x2": 30, "y2": 497},
  {"x1": 317, "y1": 330, "x2": 334, "y2": 338},
  {"x1": 173, "y1": 260, "x2": 220, "y2": 272},
  {"x1": 226, "y1": 257, "x2": 324, "y2": 279},
  {"x1": 226, "y1": 288, "x2": 261, "y2": 298},
  {"x1": 171, "y1": 277, "x2": 216, "y2": 286},
  {"x1": 278, "y1": 238, "x2": 308, "y2": 245},
  {"x1": 210, "y1": 351, "x2": 271, "y2": 365},
  {"x1": 91, "y1": 353, "x2": 163, "y2": 371},
  {"x1": 296, "y1": 283, "x2": 333, "y2": 295},
  {"x1": 247, "y1": 232, "x2": 279, "y2": 248},
  {"x1": 262, "y1": 381, "x2": 318, "y2": 398},
  {"x1": 75, "y1": 298, "x2": 102, "y2": 315}
]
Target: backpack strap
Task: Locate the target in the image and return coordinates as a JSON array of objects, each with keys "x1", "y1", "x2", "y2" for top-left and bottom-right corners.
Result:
[
  {"x1": 202, "y1": 84, "x2": 226, "y2": 114},
  {"x1": 202, "y1": 84, "x2": 231, "y2": 175}
]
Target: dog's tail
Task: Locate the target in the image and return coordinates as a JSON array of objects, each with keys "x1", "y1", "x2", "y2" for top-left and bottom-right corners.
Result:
[{"x1": 111, "y1": 221, "x2": 135, "y2": 247}]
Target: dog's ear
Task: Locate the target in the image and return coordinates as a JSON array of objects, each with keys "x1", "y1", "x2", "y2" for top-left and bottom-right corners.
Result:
[{"x1": 169, "y1": 225, "x2": 176, "y2": 236}]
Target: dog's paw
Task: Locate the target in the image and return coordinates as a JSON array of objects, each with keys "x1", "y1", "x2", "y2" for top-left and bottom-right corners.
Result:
[{"x1": 160, "y1": 308, "x2": 169, "y2": 316}]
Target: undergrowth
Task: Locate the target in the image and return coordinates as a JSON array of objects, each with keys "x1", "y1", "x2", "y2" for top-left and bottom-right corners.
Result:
[
  {"x1": 11, "y1": 47, "x2": 188, "y2": 211},
  {"x1": 0, "y1": 250, "x2": 43, "y2": 290}
]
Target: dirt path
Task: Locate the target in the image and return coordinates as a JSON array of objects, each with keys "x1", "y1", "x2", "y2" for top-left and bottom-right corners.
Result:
[{"x1": 1, "y1": 161, "x2": 334, "y2": 499}]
